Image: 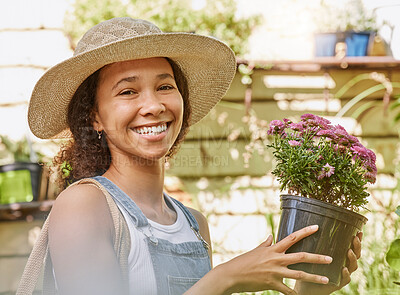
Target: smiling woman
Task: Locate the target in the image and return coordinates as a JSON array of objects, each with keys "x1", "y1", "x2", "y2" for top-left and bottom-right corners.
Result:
[
  {"x1": 18, "y1": 17, "x2": 362, "y2": 295},
  {"x1": 93, "y1": 58, "x2": 184, "y2": 166}
]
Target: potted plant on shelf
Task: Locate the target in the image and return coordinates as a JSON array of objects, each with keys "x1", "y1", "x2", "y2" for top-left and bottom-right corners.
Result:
[
  {"x1": 267, "y1": 113, "x2": 377, "y2": 286},
  {"x1": 0, "y1": 135, "x2": 43, "y2": 204},
  {"x1": 314, "y1": 0, "x2": 381, "y2": 57}
]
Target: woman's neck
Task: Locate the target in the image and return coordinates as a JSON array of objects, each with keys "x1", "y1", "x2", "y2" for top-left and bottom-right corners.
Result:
[
  {"x1": 103, "y1": 156, "x2": 177, "y2": 225},
  {"x1": 103, "y1": 153, "x2": 165, "y2": 204}
]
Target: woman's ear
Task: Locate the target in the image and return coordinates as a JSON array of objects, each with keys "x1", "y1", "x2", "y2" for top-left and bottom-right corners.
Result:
[{"x1": 91, "y1": 110, "x2": 103, "y2": 132}]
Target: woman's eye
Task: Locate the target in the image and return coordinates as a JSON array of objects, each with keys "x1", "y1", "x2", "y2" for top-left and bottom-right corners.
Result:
[
  {"x1": 158, "y1": 85, "x2": 174, "y2": 91},
  {"x1": 120, "y1": 89, "x2": 136, "y2": 95}
]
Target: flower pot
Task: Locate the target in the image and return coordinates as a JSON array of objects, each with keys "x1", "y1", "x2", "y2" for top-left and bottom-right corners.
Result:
[
  {"x1": 0, "y1": 162, "x2": 42, "y2": 204},
  {"x1": 276, "y1": 195, "x2": 367, "y2": 286},
  {"x1": 314, "y1": 31, "x2": 374, "y2": 57},
  {"x1": 345, "y1": 31, "x2": 375, "y2": 56},
  {"x1": 314, "y1": 32, "x2": 346, "y2": 57}
]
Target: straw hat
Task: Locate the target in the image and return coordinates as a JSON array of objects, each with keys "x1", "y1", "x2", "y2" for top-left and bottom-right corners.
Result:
[{"x1": 28, "y1": 17, "x2": 236, "y2": 139}]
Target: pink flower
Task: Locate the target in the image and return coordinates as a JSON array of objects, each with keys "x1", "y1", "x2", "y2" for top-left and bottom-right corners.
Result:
[
  {"x1": 364, "y1": 171, "x2": 377, "y2": 184},
  {"x1": 347, "y1": 135, "x2": 360, "y2": 144},
  {"x1": 268, "y1": 120, "x2": 285, "y2": 135},
  {"x1": 289, "y1": 122, "x2": 305, "y2": 132},
  {"x1": 317, "y1": 129, "x2": 337, "y2": 140},
  {"x1": 288, "y1": 140, "x2": 301, "y2": 147},
  {"x1": 315, "y1": 117, "x2": 331, "y2": 129},
  {"x1": 363, "y1": 157, "x2": 377, "y2": 183},
  {"x1": 338, "y1": 138, "x2": 350, "y2": 146},
  {"x1": 332, "y1": 126, "x2": 349, "y2": 138},
  {"x1": 317, "y1": 163, "x2": 335, "y2": 180},
  {"x1": 351, "y1": 145, "x2": 368, "y2": 159},
  {"x1": 301, "y1": 114, "x2": 331, "y2": 129},
  {"x1": 366, "y1": 149, "x2": 376, "y2": 162},
  {"x1": 300, "y1": 113, "x2": 316, "y2": 121},
  {"x1": 323, "y1": 163, "x2": 335, "y2": 177}
]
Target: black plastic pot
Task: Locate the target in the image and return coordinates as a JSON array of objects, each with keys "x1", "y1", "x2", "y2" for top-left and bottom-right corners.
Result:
[
  {"x1": 0, "y1": 162, "x2": 42, "y2": 204},
  {"x1": 277, "y1": 195, "x2": 367, "y2": 286}
]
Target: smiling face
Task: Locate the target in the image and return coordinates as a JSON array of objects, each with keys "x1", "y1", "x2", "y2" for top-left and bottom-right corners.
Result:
[{"x1": 93, "y1": 57, "x2": 184, "y2": 164}]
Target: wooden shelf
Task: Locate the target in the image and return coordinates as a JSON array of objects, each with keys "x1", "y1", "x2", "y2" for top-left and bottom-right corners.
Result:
[
  {"x1": 0, "y1": 201, "x2": 53, "y2": 222},
  {"x1": 237, "y1": 57, "x2": 400, "y2": 72}
]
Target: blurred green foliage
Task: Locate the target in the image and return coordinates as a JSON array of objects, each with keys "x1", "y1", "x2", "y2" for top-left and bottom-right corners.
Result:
[
  {"x1": 0, "y1": 135, "x2": 32, "y2": 163},
  {"x1": 64, "y1": 0, "x2": 261, "y2": 57}
]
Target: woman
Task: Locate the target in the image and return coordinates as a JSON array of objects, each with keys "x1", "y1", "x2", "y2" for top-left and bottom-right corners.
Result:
[{"x1": 26, "y1": 17, "x2": 362, "y2": 294}]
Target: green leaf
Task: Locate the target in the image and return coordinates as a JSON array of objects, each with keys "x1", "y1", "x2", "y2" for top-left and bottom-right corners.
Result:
[
  {"x1": 395, "y1": 206, "x2": 400, "y2": 217},
  {"x1": 386, "y1": 239, "x2": 400, "y2": 271}
]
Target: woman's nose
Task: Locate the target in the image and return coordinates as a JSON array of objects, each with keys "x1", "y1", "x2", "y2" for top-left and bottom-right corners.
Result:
[{"x1": 139, "y1": 91, "x2": 166, "y2": 116}]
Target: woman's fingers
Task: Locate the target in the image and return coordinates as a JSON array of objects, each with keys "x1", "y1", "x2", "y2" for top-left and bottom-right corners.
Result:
[
  {"x1": 283, "y1": 269, "x2": 330, "y2": 285},
  {"x1": 339, "y1": 267, "x2": 351, "y2": 288},
  {"x1": 274, "y1": 282, "x2": 298, "y2": 295},
  {"x1": 257, "y1": 234, "x2": 274, "y2": 248},
  {"x1": 275, "y1": 225, "x2": 319, "y2": 252},
  {"x1": 347, "y1": 249, "x2": 358, "y2": 273},
  {"x1": 352, "y1": 235, "x2": 362, "y2": 260},
  {"x1": 283, "y1": 252, "x2": 332, "y2": 265},
  {"x1": 356, "y1": 231, "x2": 363, "y2": 242}
]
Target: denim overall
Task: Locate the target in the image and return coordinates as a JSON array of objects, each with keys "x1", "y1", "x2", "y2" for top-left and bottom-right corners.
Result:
[{"x1": 92, "y1": 176, "x2": 211, "y2": 295}]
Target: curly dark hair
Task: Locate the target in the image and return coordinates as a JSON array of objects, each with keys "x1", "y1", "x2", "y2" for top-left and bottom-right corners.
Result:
[{"x1": 53, "y1": 58, "x2": 191, "y2": 188}]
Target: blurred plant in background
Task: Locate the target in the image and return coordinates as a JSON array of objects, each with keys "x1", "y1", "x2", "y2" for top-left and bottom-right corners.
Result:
[
  {"x1": 0, "y1": 135, "x2": 32, "y2": 164},
  {"x1": 0, "y1": 135, "x2": 62, "y2": 166},
  {"x1": 386, "y1": 205, "x2": 400, "y2": 286},
  {"x1": 64, "y1": 0, "x2": 261, "y2": 57},
  {"x1": 314, "y1": 0, "x2": 381, "y2": 33}
]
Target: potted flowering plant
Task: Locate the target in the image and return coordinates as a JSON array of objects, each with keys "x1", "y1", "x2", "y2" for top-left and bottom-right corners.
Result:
[{"x1": 267, "y1": 113, "x2": 377, "y2": 285}]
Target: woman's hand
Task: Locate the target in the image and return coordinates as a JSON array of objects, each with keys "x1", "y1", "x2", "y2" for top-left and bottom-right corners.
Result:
[
  {"x1": 218, "y1": 225, "x2": 332, "y2": 295},
  {"x1": 294, "y1": 232, "x2": 363, "y2": 295}
]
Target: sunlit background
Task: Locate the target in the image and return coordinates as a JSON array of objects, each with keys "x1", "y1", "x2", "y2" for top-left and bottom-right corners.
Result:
[{"x1": 2, "y1": 1, "x2": 400, "y2": 294}]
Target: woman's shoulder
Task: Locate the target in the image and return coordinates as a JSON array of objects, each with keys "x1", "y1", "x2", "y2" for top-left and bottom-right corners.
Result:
[
  {"x1": 54, "y1": 180, "x2": 110, "y2": 210},
  {"x1": 49, "y1": 181, "x2": 114, "y2": 239},
  {"x1": 187, "y1": 207, "x2": 208, "y2": 226}
]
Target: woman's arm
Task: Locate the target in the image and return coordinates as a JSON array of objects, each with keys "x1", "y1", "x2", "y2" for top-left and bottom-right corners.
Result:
[
  {"x1": 186, "y1": 225, "x2": 333, "y2": 295},
  {"x1": 48, "y1": 184, "x2": 124, "y2": 295}
]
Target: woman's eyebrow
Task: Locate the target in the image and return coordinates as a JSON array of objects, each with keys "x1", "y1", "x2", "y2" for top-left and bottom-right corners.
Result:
[
  {"x1": 112, "y1": 76, "x2": 137, "y2": 90},
  {"x1": 112, "y1": 73, "x2": 174, "y2": 90},
  {"x1": 156, "y1": 73, "x2": 175, "y2": 81}
]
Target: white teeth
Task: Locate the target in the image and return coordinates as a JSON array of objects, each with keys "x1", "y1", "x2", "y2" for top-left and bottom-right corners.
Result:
[{"x1": 133, "y1": 123, "x2": 167, "y2": 135}]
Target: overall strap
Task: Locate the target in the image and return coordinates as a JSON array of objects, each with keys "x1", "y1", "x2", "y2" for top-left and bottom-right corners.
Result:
[
  {"x1": 167, "y1": 195, "x2": 200, "y2": 231},
  {"x1": 167, "y1": 195, "x2": 210, "y2": 251},
  {"x1": 92, "y1": 176, "x2": 149, "y2": 227}
]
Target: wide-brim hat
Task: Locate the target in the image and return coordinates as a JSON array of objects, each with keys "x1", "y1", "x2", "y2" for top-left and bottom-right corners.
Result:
[{"x1": 28, "y1": 17, "x2": 236, "y2": 139}]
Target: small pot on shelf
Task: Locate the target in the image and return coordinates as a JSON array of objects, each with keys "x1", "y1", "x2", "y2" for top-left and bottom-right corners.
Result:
[{"x1": 0, "y1": 162, "x2": 42, "y2": 204}]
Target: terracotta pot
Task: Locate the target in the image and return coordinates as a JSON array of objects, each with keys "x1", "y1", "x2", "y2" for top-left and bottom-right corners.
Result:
[{"x1": 276, "y1": 194, "x2": 367, "y2": 286}]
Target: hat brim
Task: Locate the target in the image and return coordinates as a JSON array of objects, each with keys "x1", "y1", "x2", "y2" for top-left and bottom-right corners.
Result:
[{"x1": 28, "y1": 32, "x2": 236, "y2": 139}]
